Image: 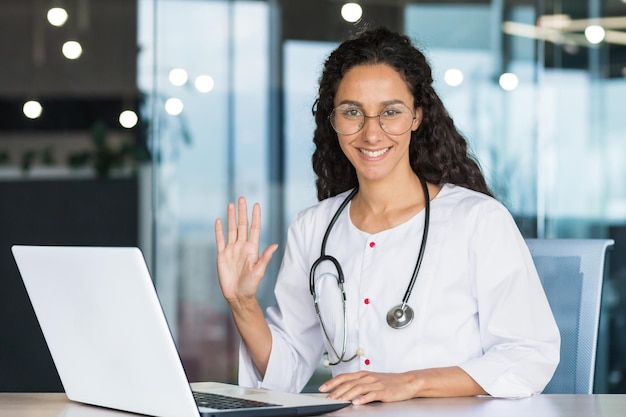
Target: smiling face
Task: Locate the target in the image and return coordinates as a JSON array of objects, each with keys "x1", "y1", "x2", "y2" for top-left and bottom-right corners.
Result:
[{"x1": 333, "y1": 64, "x2": 421, "y2": 186}]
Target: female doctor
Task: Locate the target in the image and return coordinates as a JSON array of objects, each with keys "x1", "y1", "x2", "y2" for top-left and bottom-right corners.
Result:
[{"x1": 214, "y1": 27, "x2": 560, "y2": 405}]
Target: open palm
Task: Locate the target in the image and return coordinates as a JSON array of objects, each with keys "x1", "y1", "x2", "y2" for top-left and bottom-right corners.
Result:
[{"x1": 214, "y1": 197, "x2": 278, "y2": 302}]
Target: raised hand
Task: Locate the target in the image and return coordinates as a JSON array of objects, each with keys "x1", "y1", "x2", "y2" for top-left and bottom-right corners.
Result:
[{"x1": 214, "y1": 197, "x2": 278, "y2": 304}]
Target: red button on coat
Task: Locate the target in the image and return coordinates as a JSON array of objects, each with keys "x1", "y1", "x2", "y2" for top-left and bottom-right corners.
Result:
[
  {"x1": 364, "y1": 359, "x2": 371, "y2": 366},
  {"x1": 369, "y1": 241, "x2": 375, "y2": 248},
  {"x1": 364, "y1": 298, "x2": 370, "y2": 304}
]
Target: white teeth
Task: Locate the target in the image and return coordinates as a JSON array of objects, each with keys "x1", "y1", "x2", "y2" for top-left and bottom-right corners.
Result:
[{"x1": 360, "y1": 148, "x2": 389, "y2": 157}]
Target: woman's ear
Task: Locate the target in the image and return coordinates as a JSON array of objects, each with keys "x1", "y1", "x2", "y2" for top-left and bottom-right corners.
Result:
[{"x1": 412, "y1": 108, "x2": 423, "y2": 131}]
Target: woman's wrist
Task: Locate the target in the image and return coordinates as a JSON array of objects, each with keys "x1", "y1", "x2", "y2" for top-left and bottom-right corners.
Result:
[
  {"x1": 227, "y1": 295, "x2": 260, "y2": 315},
  {"x1": 404, "y1": 367, "x2": 487, "y2": 398},
  {"x1": 406, "y1": 370, "x2": 428, "y2": 398}
]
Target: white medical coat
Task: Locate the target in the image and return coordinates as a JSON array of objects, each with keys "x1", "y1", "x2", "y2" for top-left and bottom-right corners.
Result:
[{"x1": 238, "y1": 184, "x2": 560, "y2": 398}]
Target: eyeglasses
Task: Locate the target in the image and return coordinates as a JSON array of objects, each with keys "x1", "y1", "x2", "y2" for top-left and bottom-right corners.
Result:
[{"x1": 330, "y1": 102, "x2": 416, "y2": 136}]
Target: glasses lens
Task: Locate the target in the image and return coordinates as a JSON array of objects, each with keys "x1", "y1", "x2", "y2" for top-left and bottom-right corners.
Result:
[
  {"x1": 330, "y1": 106, "x2": 363, "y2": 135},
  {"x1": 379, "y1": 103, "x2": 415, "y2": 135},
  {"x1": 330, "y1": 103, "x2": 415, "y2": 135}
]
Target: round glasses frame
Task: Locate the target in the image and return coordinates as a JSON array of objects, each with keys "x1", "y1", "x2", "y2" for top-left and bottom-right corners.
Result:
[{"x1": 329, "y1": 103, "x2": 417, "y2": 136}]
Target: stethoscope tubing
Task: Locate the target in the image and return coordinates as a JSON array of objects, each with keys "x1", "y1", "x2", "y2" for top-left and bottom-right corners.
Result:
[
  {"x1": 309, "y1": 177, "x2": 430, "y2": 364},
  {"x1": 401, "y1": 177, "x2": 430, "y2": 307}
]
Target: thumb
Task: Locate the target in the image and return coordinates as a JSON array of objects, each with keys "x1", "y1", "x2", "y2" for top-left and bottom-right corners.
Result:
[{"x1": 257, "y1": 244, "x2": 279, "y2": 270}]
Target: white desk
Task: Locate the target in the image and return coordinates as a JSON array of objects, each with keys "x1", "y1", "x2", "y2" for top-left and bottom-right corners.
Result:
[
  {"x1": 330, "y1": 394, "x2": 624, "y2": 416},
  {"x1": 1, "y1": 393, "x2": 625, "y2": 417}
]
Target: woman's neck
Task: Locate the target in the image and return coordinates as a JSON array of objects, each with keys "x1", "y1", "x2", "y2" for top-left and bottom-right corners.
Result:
[{"x1": 350, "y1": 175, "x2": 438, "y2": 234}]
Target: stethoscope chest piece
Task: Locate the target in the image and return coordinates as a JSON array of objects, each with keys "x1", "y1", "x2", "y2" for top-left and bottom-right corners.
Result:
[
  {"x1": 311, "y1": 177, "x2": 430, "y2": 363},
  {"x1": 386, "y1": 304, "x2": 414, "y2": 329}
]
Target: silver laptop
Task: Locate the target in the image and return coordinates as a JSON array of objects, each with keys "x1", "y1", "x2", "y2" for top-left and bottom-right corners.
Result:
[{"x1": 12, "y1": 245, "x2": 350, "y2": 417}]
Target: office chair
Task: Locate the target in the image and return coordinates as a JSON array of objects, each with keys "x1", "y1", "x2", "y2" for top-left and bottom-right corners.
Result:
[{"x1": 525, "y1": 238, "x2": 614, "y2": 394}]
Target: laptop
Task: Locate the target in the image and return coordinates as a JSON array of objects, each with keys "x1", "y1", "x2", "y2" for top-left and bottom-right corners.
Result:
[{"x1": 11, "y1": 245, "x2": 350, "y2": 417}]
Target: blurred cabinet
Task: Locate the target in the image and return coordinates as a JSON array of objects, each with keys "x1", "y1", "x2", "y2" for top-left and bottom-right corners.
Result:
[{"x1": 0, "y1": 177, "x2": 138, "y2": 392}]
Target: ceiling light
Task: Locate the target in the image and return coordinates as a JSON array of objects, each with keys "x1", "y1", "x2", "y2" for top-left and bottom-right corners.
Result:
[
  {"x1": 168, "y1": 68, "x2": 188, "y2": 86},
  {"x1": 341, "y1": 3, "x2": 362, "y2": 23},
  {"x1": 537, "y1": 14, "x2": 572, "y2": 30},
  {"x1": 195, "y1": 75, "x2": 215, "y2": 93},
  {"x1": 165, "y1": 98, "x2": 184, "y2": 116},
  {"x1": 444, "y1": 69, "x2": 464, "y2": 87},
  {"x1": 539, "y1": 15, "x2": 626, "y2": 31},
  {"x1": 62, "y1": 41, "x2": 83, "y2": 59},
  {"x1": 585, "y1": 25, "x2": 606, "y2": 44},
  {"x1": 47, "y1": 8, "x2": 68, "y2": 27},
  {"x1": 119, "y1": 110, "x2": 138, "y2": 129},
  {"x1": 499, "y1": 73, "x2": 519, "y2": 91},
  {"x1": 23, "y1": 101, "x2": 43, "y2": 119},
  {"x1": 503, "y1": 15, "x2": 626, "y2": 47}
]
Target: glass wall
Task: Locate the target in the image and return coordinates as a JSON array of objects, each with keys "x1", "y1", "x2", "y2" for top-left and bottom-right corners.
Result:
[
  {"x1": 139, "y1": 0, "x2": 626, "y2": 393},
  {"x1": 137, "y1": 0, "x2": 273, "y2": 382}
]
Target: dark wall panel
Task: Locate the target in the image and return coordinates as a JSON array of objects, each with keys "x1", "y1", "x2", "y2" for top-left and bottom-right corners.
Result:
[{"x1": 0, "y1": 178, "x2": 138, "y2": 392}]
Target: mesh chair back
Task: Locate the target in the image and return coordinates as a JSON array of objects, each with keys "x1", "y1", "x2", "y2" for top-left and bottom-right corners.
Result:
[{"x1": 526, "y1": 238, "x2": 614, "y2": 394}]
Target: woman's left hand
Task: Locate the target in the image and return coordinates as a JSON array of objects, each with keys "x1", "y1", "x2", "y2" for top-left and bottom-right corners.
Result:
[
  {"x1": 318, "y1": 367, "x2": 486, "y2": 404},
  {"x1": 318, "y1": 371, "x2": 419, "y2": 405}
]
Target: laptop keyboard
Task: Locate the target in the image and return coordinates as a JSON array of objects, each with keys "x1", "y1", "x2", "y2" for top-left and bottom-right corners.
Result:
[{"x1": 193, "y1": 391, "x2": 279, "y2": 410}]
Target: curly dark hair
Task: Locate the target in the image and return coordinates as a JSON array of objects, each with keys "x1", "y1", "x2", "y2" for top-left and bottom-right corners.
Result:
[{"x1": 311, "y1": 27, "x2": 493, "y2": 201}]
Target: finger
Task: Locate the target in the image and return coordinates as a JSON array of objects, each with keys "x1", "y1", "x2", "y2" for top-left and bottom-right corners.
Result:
[
  {"x1": 215, "y1": 218, "x2": 226, "y2": 251},
  {"x1": 351, "y1": 391, "x2": 379, "y2": 405},
  {"x1": 326, "y1": 380, "x2": 361, "y2": 401},
  {"x1": 248, "y1": 203, "x2": 262, "y2": 244},
  {"x1": 257, "y1": 244, "x2": 279, "y2": 270},
  {"x1": 237, "y1": 197, "x2": 249, "y2": 241},
  {"x1": 226, "y1": 202, "x2": 237, "y2": 245},
  {"x1": 319, "y1": 375, "x2": 344, "y2": 393},
  {"x1": 320, "y1": 371, "x2": 364, "y2": 392},
  {"x1": 335, "y1": 379, "x2": 382, "y2": 403}
]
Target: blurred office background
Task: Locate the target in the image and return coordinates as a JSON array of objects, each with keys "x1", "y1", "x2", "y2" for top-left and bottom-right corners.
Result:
[{"x1": 1, "y1": 0, "x2": 625, "y2": 394}]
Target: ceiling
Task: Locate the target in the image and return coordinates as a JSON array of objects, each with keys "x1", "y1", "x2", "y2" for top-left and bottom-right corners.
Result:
[
  {"x1": 0, "y1": 0, "x2": 624, "y2": 132},
  {"x1": 0, "y1": 0, "x2": 137, "y2": 99}
]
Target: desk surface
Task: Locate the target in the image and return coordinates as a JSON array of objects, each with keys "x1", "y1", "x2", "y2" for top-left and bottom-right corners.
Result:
[{"x1": 0, "y1": 393, "x2": 625, "y2": 417}]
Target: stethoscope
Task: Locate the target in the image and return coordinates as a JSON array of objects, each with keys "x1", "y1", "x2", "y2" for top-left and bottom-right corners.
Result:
[{"x1": 308, "y1": 177, "x2": 430, "y2": 366}]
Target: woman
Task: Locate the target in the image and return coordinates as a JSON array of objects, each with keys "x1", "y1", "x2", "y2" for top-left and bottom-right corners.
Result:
[{"x1": 214, "y1": 27, "x2": 560, "y2": 404}]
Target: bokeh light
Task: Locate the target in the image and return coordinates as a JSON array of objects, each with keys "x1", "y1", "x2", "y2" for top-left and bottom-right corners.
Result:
[
  {"x1": 119, "y1": 110, "x2": 139, "y2": 128},
  {"x1": 23, "y1": 100, "x2": 43, "y2": 119},
  {"x1": 47, "y1": 8, "x2": 68, "y2": 27},
  {"x1": 499, "y1": 73, "x2": 519, "y2": 91},
  {"x1": 444, "y1": 69, "x2": 464, "y2": 87},
  {"x1": 62, "y1": 41, "x2": 83, "y2": 59},
  {"x1": 165, "y1": 98, "x2": 184, "y2": 115},
  {"x1": 341, "y1": 3, "x2": 362, "y2": 23}
]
